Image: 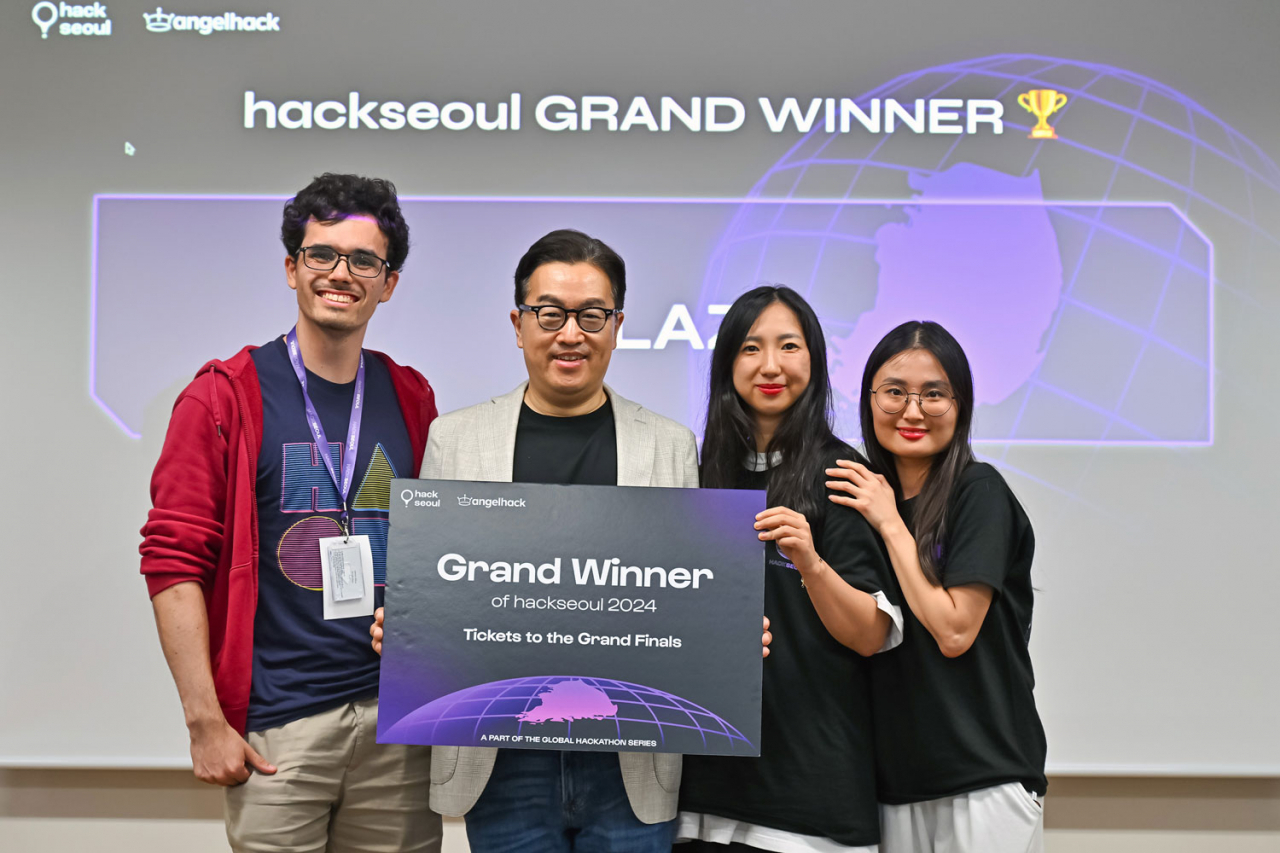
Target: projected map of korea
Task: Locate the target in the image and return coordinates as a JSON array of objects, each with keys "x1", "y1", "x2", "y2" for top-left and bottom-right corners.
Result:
[{"x1": 827, "y1": 165, "x2": 1063, "y2": 412}]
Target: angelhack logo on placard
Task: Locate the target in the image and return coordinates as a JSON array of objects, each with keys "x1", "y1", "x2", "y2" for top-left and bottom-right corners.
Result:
[{"x1": 457, "y1": 494, "x2": 528, "y2": 510}]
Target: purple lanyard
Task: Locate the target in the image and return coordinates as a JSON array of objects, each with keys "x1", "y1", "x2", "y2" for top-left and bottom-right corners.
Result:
[{"x1": 285, "y1": 326, "x2": 365, "y2": 536}]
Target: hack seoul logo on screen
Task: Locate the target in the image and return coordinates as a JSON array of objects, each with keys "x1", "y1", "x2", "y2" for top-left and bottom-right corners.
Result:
[{"x1": 31, "y1": 2, "x2": 112, "y2": 38}]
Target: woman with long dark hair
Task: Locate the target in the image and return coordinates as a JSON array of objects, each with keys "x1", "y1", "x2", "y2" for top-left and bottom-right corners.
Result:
[
  {"x1": 678, "y1": 285, "x2": 902, "y2": 853},
  {"x1": 826, "y1": 321, "x2": 1047, "y2": 853}
]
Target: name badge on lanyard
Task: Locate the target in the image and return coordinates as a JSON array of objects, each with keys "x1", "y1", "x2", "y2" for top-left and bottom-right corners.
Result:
[
  {"x1": 318, "y1": 534, "x2": 376, "y2": 619},
  {"x1": 286, "y1": 327, "x2": 376, "y2": 619}
]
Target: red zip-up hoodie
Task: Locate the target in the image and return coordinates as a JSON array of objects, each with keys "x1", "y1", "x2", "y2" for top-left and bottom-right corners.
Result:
[{"x1": 139, "y1": 345, "x2": 437, "y2": 734}]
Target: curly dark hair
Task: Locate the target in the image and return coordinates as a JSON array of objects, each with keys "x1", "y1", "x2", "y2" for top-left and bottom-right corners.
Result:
[{"x1": 280, "y1": 173, "x2": 411, "y2": 271}]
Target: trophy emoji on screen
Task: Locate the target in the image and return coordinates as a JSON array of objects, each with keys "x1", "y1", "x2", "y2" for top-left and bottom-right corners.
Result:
[{"x1": 1017, "y1": 89, "x2": 1068, "y2": 139}]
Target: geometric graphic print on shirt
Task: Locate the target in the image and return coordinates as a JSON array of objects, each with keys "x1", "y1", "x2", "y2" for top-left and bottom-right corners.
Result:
[
  {"x1": 247, "y1": 335, "x2": 412, "y2": 733},
  {"x1": 276, "y1": 442, "x2": 399, "y2": 589}
]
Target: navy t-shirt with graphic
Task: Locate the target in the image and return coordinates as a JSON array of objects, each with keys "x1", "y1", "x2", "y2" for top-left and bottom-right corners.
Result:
[{"x1": 247, "y1": 337, "x2": 413, "y2": 733}]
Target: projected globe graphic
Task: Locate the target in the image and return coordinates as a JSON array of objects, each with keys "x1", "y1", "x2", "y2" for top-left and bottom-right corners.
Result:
[
  {"x1": 697, "y1": 54, "x2": 1280, "y2": 446},
  {"x1": 382, "y1": 675, "x2": 755, "y2": 754}
]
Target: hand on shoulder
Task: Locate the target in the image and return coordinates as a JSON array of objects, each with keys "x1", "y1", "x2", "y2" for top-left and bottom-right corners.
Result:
[{"x1": 825, "y1": 458, "x2": 904, "y2": 535}]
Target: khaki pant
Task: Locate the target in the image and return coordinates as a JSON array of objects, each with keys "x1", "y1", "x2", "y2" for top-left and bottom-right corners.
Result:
[{"x1": 225, "y1": 699, "x2": 441, "y2": 853}]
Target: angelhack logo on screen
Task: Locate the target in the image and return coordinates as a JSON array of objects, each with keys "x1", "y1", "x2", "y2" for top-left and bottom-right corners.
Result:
[
  {"x1": 31, "y1": 2, "x2": 113, "y2": 38},
  {"x1": 143, "y1": 6, "x2": 280, "y2": 34}
]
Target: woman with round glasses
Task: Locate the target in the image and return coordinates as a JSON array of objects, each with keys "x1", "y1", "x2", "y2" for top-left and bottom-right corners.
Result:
[
  {"x1": 826, "y1": 321, "x2": 1047, "y2": 853},
  {"x1": 678, "y1": 286, "x2": 902, "y2": 853}
]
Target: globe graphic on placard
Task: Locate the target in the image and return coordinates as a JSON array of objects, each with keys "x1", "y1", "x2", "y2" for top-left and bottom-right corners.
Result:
[
  {"x1": 695, "y1": 54, "x2": 1280, "y2": 446},
  {"x1": 383, "y1": 675, "x2": 755, "y2": 754}
]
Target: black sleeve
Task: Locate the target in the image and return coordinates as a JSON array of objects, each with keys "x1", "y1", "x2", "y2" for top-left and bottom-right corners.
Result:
[
  {"x1": 820, "y1": 500, "x2": 898, "y2": 604},
  {"x1": 939, "y1": 469, "x2": 1016, "y2": 593}
]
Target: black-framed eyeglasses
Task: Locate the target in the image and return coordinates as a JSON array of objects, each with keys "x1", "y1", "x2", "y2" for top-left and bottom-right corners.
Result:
[
  {"x1": 298, "y1": 245, "x2": 389, "y2": 279},
  {"x1": 518, "y1": 304, "x2": 620, "y2": 333},
  {"x1": 872, "y1": 384, "x2": 955, "y2": 416}
]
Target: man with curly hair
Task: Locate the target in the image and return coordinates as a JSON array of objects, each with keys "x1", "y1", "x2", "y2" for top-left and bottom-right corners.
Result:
[{"x1": 139, "y1": 174, "x2": 442, "y2": 852}]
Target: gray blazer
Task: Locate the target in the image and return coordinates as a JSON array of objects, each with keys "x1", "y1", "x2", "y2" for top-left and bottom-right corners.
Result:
[{"x1": 420, "y1": 382, "x2": 700, "y2": 824}]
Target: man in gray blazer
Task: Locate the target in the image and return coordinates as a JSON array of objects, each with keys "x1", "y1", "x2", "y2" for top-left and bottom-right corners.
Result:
[{"x1": 378, "y1": 229, "x2": 696, "y2": 851}]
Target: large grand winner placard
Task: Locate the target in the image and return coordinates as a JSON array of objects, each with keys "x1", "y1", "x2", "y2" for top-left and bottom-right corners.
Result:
[{"x1": 377, "y1": 479, "x2": 766, "y2": 756}]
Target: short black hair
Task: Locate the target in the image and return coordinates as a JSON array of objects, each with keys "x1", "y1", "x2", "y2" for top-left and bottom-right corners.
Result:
[
  {"x1": 280, "y1": 173, "x2": 410, "y2": 271},
  {"x1": 513, "y1": 229, "x2": 626, "y2": 309}
]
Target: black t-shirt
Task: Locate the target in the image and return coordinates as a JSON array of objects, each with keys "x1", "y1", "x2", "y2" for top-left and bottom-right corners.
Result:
[
  {"x1": 512, "y1": 400, "x2": 618, "y2": 485},
  {"x1": 871, "y1": 461, "x2": 1048, "y2": 803},
  {"x1": 679, "y1": 444, "x2": 895, "y2": 847},
  {"x1": 246, "y1": 337, "x2": 413, "y2": 733}
]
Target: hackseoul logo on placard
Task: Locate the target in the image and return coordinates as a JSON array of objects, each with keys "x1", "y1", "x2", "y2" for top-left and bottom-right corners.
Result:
[
  {"x1": 31, "y1": 2, "x2": 113, "y2": 38},
  {"x1": 400, "y1": 488, "x2": 440, "y2": 508},
  {"x1": 144, "y1": 6, "x2": 280, "y2": 34}
]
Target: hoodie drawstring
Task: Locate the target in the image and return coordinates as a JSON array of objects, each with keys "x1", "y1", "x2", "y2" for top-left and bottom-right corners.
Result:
[{"x1": 205, "y1": 366, "x2": 224, "y2": 437}]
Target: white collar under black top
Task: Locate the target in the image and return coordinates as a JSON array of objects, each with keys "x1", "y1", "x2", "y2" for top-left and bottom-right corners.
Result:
[{"x1": 744, "y1": 450, "x2": 783, "y2": 473}]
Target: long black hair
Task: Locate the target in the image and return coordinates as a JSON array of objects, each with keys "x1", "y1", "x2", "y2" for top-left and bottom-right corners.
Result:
[
  {"x1": 859, "y1": 321, "x2": 975, "y2": 584},
  {"x1": 702, "y1": 285, "x2": 841, "y2": 522}
]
